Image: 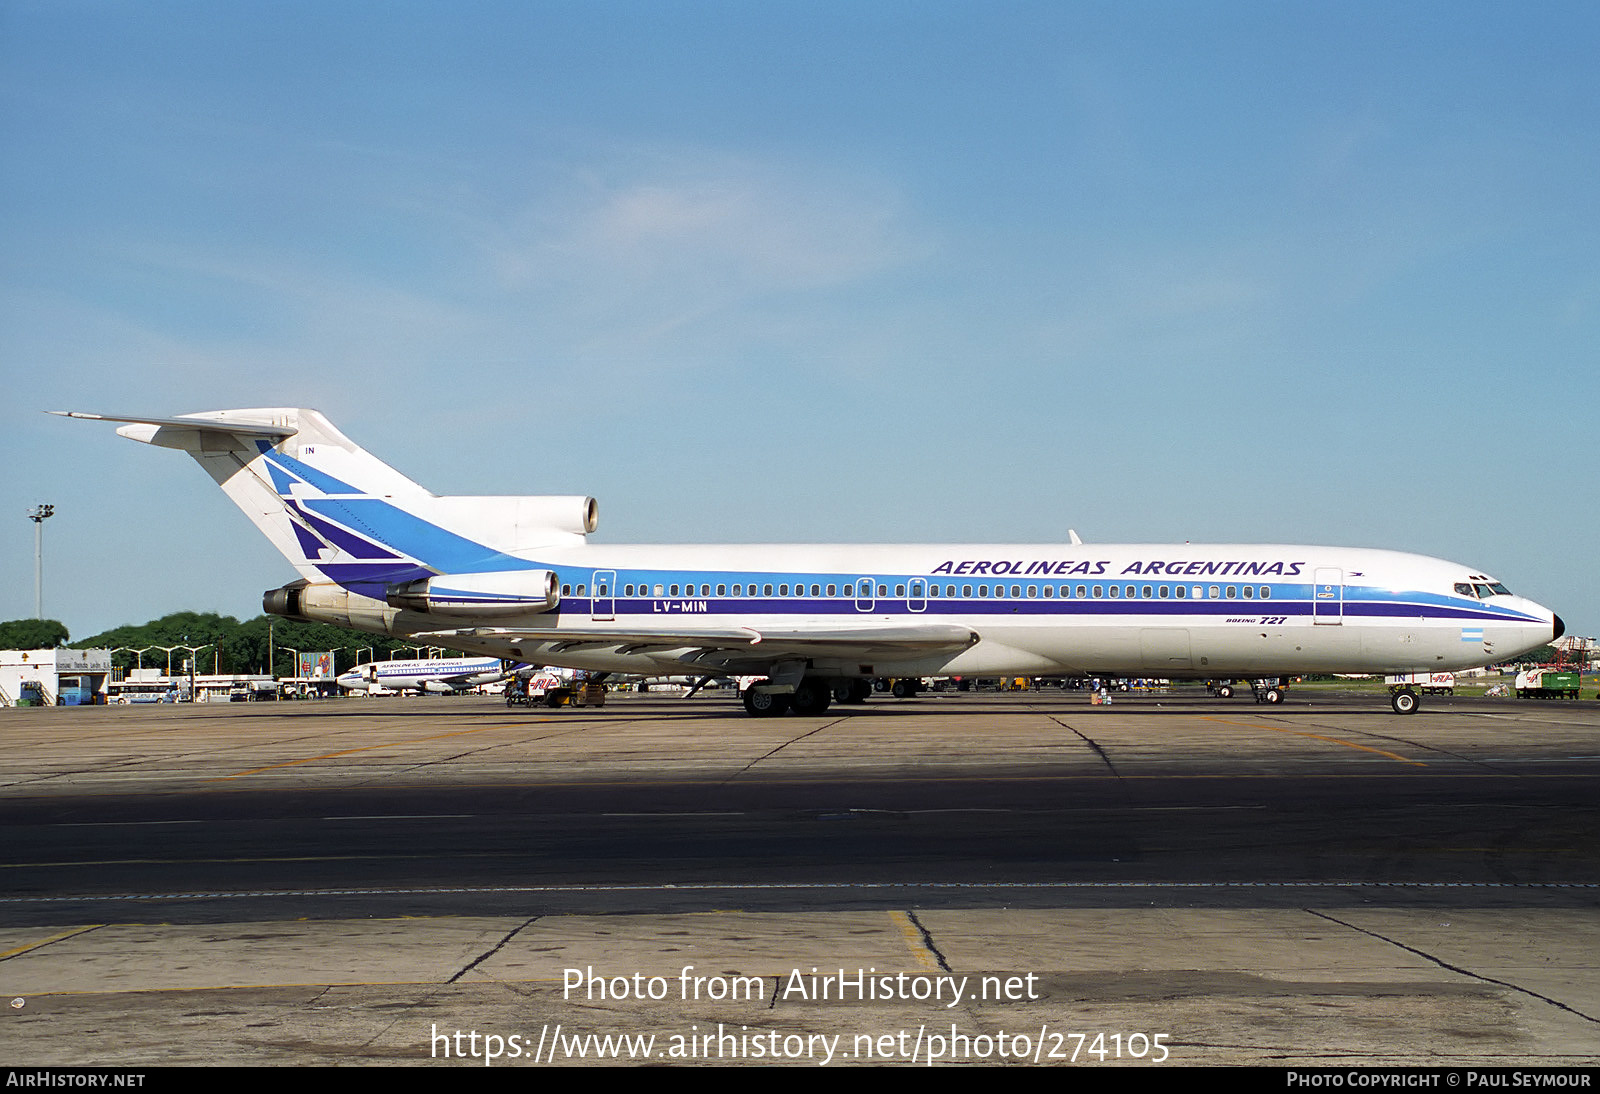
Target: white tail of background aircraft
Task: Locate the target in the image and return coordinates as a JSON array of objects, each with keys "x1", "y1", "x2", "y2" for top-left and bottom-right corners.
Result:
[{"x1": 56, "y1": 408, "x2": 1562, "y2": 716}]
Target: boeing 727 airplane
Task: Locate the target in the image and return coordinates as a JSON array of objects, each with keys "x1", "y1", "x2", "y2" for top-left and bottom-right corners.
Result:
[
  {"x1": 55, "y1": 408, "x2": 1563, "y2": 716},
  {"x1": 336, "y1": 656, "x2": 509, "y2": 694}
]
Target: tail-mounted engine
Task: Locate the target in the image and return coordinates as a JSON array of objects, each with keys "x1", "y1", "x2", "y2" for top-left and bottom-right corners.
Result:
[{"x1": 383, "y1": 569, "x2": 561, "y2": 616}]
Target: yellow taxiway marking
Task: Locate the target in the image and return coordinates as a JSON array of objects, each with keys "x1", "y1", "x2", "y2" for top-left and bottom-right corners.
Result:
[
  {"x1": 1201, "y1": 716, "x2": 1426, "y2": 766},
  {"x1": 0, "y1": 925, "x2": 102, "y2": 959}
]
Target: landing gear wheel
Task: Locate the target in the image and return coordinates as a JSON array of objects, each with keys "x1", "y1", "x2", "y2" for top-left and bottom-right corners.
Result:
[
  {"x1": 891, "y1": 679, "x2": 914, "y2": 699},
  {"x1": 1263, "y1": 687, "x2": 1284, "y2": 704},
  {"x1": 790, "y1": 679, "x2": 832, "y2": 716},
  {"x1": 836, "y1": 679, "x2": 871, "y2": 704},
  {"x1": 1391, "y1": 688, "x2": 1420, "y2": 715},
  {"x1": 743, "y1": 688, "x2": 792, "y2": 717},
  {"x1": 1216, "y1": 684, "x2": 1234, "y2": 699}
]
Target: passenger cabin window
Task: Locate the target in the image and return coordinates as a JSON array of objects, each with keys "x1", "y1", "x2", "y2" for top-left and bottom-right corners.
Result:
[{"x1": 561, "y1": 584, "x2": 571, "y2": 596}]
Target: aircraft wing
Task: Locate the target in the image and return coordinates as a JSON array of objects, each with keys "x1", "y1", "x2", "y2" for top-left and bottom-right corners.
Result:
[{"x1": 416, "y1": 622, "x2": 979, "y2": 664}]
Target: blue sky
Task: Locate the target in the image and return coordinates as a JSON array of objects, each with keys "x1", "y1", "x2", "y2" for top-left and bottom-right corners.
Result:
[{"x1": 2, "y1": 1, "x2": 1595, "y2": 639}]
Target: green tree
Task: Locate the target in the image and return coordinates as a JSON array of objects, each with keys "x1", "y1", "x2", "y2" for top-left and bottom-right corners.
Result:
[
  {"x1": 77, "y1": 611, "x2": 461, "y2": 675},
  {"x1": 0, "y1": 618, "x2": 70, "y2": 649}
]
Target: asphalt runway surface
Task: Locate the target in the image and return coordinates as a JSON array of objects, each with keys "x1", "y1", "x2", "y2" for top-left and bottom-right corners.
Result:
[{"x1": 2, "y1": 686, "x2": 1597, "y2": 1066}]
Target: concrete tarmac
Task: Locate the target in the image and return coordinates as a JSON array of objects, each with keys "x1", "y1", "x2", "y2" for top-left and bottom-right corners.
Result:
[{"x1": 1, "y1": 686, "x2": 1596, "y2": 1067}]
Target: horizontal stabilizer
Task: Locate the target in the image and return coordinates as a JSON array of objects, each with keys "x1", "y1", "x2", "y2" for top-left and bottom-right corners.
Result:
[{"x1": 49, "y1": 410, "x2": 298, "y2": 440}]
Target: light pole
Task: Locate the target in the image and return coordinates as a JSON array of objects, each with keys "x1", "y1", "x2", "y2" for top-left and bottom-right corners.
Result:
[
  {"x1": 26, "y1": 505, "x2": 54, "y2": 618},
  {"x1": 109, "y1": 646, "x2": 153, "y2": 676},
  {"x1": 278, "y1": 647, "x2": 301, "y2": 698},
  {"x1": 178, "y1": 645, "x2": 208, "y2": 701},
  {"x1": 109, "y1": 646, "x2": 154, "y2": 678},
  {"x1": 154, "y1": 646, "x2": 182, "y2": 678}
]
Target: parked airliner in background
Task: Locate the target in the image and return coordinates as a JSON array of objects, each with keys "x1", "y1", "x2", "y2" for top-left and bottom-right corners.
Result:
[
  {"x1": 336, "y1": 656, "x2": 509, "y2": 694},
  {"x1": 56, "y1": 408, "x2": 1563, "y2": 716}
]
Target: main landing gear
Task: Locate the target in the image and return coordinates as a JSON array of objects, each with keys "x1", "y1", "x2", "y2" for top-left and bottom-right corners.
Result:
[
  {"x1": 745, "y1": 676, "x2": 869, "y2": 716},
  {"x1": 743, "y1": 678, "x2": 834, "y2": 717},
  {"x1": 1388, "y1": 687, "x2": 1420, "y2": 715},
  {"x1": 1209, "y1": 679, "x2": 1286, "y2": 704}
]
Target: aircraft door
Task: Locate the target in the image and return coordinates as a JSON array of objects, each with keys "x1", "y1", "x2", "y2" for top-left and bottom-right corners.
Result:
[
  {"x1": 1313, "y1": 567, "x2": 1343, "y2": 625},
  {"x1": 908, "y1": 578, "x2": 927, "y2": 612},
  {"x1": 592, "y1": 570, "x2": 616, "y2": 621},
  {"x1": 855, "y1": 578, "x2": 875, "y2": 613}
]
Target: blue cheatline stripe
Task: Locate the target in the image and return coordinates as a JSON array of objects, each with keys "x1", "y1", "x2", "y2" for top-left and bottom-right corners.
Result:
[
  {"x1": 534, "y1": 594, "x2": 1538, "y2": 624},
  {"x1": 258, "y1": 445, "x2": 363, "y2": 496},
  {"x1": 319, "y1": 562, "x2": 435, "y2": 585},
  {"x1": 304, "y1": 497, "x2": 540, "y2": 574},
  {"x1": 288, "y1": 500, "x2": 400, "y2": 560}
]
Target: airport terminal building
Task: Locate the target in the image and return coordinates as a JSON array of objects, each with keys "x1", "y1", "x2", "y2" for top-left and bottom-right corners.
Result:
[{"x1": 0, "y1": 648, "x2": 111, "y2": 706}]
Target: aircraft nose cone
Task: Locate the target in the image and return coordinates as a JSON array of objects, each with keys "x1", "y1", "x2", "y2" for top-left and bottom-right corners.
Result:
[{"x1": 1552, "y1": 614, "x2": 1566, "y2": 642}]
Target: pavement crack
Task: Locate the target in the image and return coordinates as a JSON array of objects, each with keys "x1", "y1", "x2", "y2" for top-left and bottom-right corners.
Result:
[
  {"x1": 448, "y1": 917, "x2": 540, "y2": 984},
  {"x1": 723, "y1": 719, "x2": 844, "y2": 783},
  {"x1": 1307, "y1": 910, "x2": 1599, "y2": 1024},
  {"x1": 1044, "y1": 714, "x2": 1121, "y2": 778},
  {"x1": 904, "y1": 910, "x2": 954, "y2": 974}
]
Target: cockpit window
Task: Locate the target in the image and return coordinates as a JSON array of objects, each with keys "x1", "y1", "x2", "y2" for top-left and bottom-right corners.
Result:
[
  {"x1": 1474, "y1": 583, "x2": 1495, "y2": 599},
  {"x1": 1489, "y1": 582, "x2": 1511, "y2": 596},
  {"x1": 1454, "y1": 582, "x2": 1475, "y2": 597}
]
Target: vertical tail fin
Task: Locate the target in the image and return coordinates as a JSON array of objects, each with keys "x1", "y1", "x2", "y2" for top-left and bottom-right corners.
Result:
[{"x1": 54, "y1": 409, "x2": 597, "y2": 598}]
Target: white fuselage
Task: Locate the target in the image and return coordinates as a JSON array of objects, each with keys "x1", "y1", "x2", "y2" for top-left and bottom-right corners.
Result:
[
  {"x1": 366, "y1": 542, "x2": 1555, "y2": 681},
  {"x1": 336, "y1": 657, "x2": 506, "y2": 693}
]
